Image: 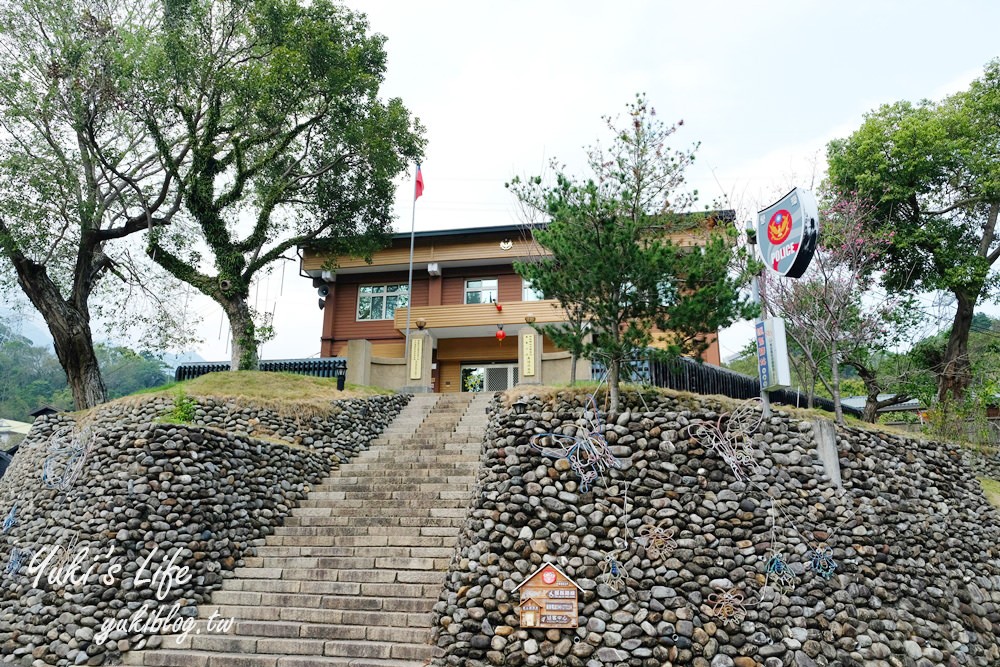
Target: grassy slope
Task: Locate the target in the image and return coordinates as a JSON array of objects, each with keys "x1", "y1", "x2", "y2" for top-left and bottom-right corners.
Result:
[
  {"x1": 115, "y1": 371, "x2": 390, "y2": 418},
  {"x1": 981, "y1": 478, "x2": 1000, "y2": 510}
]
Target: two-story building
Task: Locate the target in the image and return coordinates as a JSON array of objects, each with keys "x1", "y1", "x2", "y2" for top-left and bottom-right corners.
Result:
[{"x1": 298, "y1": 223, "x2": 721, "y2": 393}]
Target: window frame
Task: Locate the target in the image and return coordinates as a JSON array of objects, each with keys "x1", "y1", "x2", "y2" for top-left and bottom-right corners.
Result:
[
  {"x1": 522, "y1": 278, "x2": 545, "y2": 302},
  {"x1": 464, "y1": 277, "x2": 499, "y2": 305},
  {"x1": 356, "y1": 283, "x2": 409, "y2": 321}
]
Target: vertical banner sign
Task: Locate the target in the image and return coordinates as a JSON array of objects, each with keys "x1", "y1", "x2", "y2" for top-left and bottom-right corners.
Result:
[
  {"x1": 409, "y1": 337, "x2": 423, "y2": 381},
  {"x1": 523, "y1": 334, "x2": 536, "y2": 377},
  {"x1": 756, "y1": 317, "x2": 792, "y2": 391},
  {"x1": 757, "y1": 188, "x2": 820, "y2": 278},
  {"x1": 755, "y1": 321, "x2": 770, "y2": 390}
]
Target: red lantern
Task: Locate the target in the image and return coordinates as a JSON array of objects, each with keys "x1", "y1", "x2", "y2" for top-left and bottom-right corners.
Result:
[
  {"x1": 496, "y1": 325, "x2": 506, "y2": 343},
  {"x1": 495, "y1": 303, "x2": 503, "y2": 312}
]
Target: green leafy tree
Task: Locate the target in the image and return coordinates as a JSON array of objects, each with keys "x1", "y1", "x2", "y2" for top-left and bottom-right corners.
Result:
[
  {"x1": 138, "y1": 0, "x2": 425, "y2": 370},
  {"x1": 827, "y1": 60, "x2": 1000, "y2": 404},
  {"x1": 0, "y1": 0, "x2": 191, "y2": 408},
  {"x1": 510, "y1": 96, "x2": 757, "y2": 412}
]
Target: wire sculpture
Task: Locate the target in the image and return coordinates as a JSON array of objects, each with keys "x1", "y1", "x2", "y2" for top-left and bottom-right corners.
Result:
[
  {"x1": 599, "y1": 547, "x2": 627, "y2": 592},
  {"x1": 42, "y1": 424, "x2": 94, "y2": 491},
  {"x1": 5, "y1": 547, "x2": 31, "y2": 576},
  {"x1": 764, "y1": 551, "x2": 798, "y2": 593},
  {"x1": 634, "y1": 521, "x2": 677, "y2": 561},
  {"x1": 709, "y1": 588, "x2": 747, "y2": 627},
  {"x1": 529, "y1": 394, "x2": 622, "y2": 492},
  {"x1": 685, "y1": 399, "x2": 764, "y2": 482},
  {"x1": 2, "y1": 505, "x2": 15, "y2": 534},
  {"x1": 805, "y1": 543, "x2": 838, "y2": 580}
]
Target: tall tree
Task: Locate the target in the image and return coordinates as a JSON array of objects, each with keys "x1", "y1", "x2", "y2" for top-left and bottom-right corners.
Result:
[
  {"x1": 0, "y1": 0, "x2": 189, "y2": 409},
  {"x1": 510, "y1": 96, "x2": 757, "y2": 412},
  {"x1": 827, "y1": 60, "x2": 1000, "y2": 403},
  {"x1": 138, "y1": 0, "x2": 425, "y2": 370}
]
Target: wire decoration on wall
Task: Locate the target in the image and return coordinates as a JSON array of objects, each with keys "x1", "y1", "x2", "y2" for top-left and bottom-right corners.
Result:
[
  {"x1": 41, "y1": 424, "x2": 94, "y2": 491},
  {"x1": 599, "y1": 542, "x2": 628, "y2": 592},
  {"x1": 5, "y1": 547, "x2": 31, "y2": 576},
  {"x1": 805, "y1": 543, "x2": 838, "y2": 580},
  {"x1": 529, "y1": 394, "x2": 622, "y2": 492},
  {"x1": 2, "y1": 505, "x2": 16, "y2": 534},
  {"x1": 634, "y1": 520, "x2": 677, "y2": 561},
  {"x1": 709, "y1": 588, "x2": 747, "y2": 627}
]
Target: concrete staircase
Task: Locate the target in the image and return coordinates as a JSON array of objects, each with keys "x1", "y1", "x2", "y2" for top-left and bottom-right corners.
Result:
[{"x1": 125, "y1": 392, "x2": 492, "y2": 667}]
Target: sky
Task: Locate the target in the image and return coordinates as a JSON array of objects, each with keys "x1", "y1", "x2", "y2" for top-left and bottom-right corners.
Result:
[{"x1": 8, "y1": 1, "x2": 1000, "y2": 365}]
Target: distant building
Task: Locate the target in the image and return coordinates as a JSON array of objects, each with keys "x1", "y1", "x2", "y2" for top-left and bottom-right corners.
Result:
[
  {"x1": 299, "y1": 222, "x2": 723, "y2": 393},
  {"x1": 0, "y1": 418, "x2": 31, "y2": 451}
]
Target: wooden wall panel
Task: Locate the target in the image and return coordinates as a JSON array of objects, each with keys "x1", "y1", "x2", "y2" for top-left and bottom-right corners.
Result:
[
  {"x1": 330, "y1": 277, "x2": 428, "y2": 344},
  {"x1": 439, "y1": 361, "x2": 461, "y2": 393},
  {"x1": 437, "y1": 337, "x2": 518, "y2": 362}
]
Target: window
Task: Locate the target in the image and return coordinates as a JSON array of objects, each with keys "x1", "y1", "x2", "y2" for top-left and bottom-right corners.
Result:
[
  {"x1": 357, "y1": 283, "x2": 409, "y2": 320},
  {"x1": 522, "y1": 278, "x2": 545, "y2": 301},
  {"x1": 465, "y1": 278, "x2": 498, "y2": 304}
]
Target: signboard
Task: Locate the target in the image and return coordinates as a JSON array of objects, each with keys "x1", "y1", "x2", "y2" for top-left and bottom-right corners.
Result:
[
  {"x1": 409, "y1": 337, "x2": 423, "y2": 380},
  {"x1": 522, "y1": 334, "x2": 536, "y2": 377},
  {"x1": 756, "y1": 317, "x2": 792, "y2": 391},
  {"x1": 757, "y1": 188, "x2": 819, "y2": 278},
  {"x1": 514, "y1": 564, "x2": 581, "y2": 629}
]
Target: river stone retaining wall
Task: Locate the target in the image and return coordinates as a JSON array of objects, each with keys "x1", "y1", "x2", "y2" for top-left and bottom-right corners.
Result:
[
  {"x1": 0, "y1": 392, "x2": 407, "y2": 666},
  {"x1": 432, "y1": 391, "x2": 1000, "y2": 667},
  {"x1": 965, "y1": 450, "x2": 1000, "y2": 482}
]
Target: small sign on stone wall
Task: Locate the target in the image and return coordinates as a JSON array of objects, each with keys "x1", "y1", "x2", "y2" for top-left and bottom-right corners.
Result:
[{"x1": 513, "y1": 563, "x2": 581, "y2": 628}]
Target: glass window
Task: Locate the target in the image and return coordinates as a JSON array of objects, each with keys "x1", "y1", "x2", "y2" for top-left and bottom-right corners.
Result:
[
  {"x1": 522, "y1": 279, "x2": 545, "y2": 301},
  {"x1": 357, "y1": 283, "x2": 409, "y2": 320},
  {"x1": 465, "y1": 278, "x2": 498, "y2": 304}
]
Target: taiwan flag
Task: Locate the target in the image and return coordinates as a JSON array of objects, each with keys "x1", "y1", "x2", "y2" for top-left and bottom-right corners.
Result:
[{"x1": 415, "y1": 164, "x2": 424, "y2": 200}]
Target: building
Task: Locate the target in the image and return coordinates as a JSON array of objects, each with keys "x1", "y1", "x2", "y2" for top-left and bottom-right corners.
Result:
[{"x1": 298, "y1": 223, "x2": 721, "y2": 393}]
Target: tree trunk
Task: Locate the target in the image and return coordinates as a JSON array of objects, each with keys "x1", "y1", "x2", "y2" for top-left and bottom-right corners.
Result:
[
  {"x1": 831, "y1": 344, "x2": 844, "y2": 425},
  {"x1": 8, "y1": 257, "x2": 107, "y2": 409},
  {"x1": 569, "y1": 352, "x2": 578, "y2": 386},
  {"x1": 938, "y1": 291, "x2": 975, "y2": 403},
  {"x1": 224, "y1": 298, "x2": 260, "y2": 371},
  {"x1": 609, "y1": 359, "x2": 620, "y2": 414}
]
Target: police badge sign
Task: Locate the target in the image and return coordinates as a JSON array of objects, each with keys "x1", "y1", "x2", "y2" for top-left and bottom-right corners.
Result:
[{"x1": 757, "y1": 188, "x2": 819, "y2": 279}]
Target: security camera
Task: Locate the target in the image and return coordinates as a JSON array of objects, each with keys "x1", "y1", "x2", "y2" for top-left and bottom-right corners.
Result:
[
  {"x1": 318, "y1": 297, "x2": 326, "y2": 310},
  {"x1": 318, "y1": 284, "x2": 330, "y2": 297}
]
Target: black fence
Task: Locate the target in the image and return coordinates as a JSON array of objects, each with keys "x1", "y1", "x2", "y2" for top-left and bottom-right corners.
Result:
[
  {"x1": 174, "y1": 357, "x2": 348, "y2": 389},
  {"x1": 592, "y1": 354, "x2": 861, "y2": 417}
]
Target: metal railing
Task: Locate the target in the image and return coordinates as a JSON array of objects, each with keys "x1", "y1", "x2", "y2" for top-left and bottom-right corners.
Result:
[
  {"x1": 592, "y1": 354, "x2": 861, "y2": 417},
  {"x1": 174, "y1": 357, "x2": 348, "y2": 389}
]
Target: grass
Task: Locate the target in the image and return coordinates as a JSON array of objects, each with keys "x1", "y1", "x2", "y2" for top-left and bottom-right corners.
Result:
[
  {"x1": 115, "y1": 371, "x2": 391, "y2": 418},
  {"x1": 981, "y1": 478, "x2": 1000, "y2": 510}
]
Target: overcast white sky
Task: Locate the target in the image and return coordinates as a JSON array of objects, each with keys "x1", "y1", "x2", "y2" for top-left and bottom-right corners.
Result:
[
  {"x1": 169, "y1": 1, "x2": 1000, "y2": 363},
  {"x1": 11, "y1": 1, "x2": 1000, "y2": 365}
]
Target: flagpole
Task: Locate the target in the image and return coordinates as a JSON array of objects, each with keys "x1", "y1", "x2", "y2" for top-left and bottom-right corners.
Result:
[{"x1": 403, "y1": 164, "x2": 419, "y2": 374}]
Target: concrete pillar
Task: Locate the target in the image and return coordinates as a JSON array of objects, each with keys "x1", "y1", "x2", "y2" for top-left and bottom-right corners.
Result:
[
  {"x1": 346, "y1": 339, "x2": 372, "y2": 387},
  {"x1": 813, "y1": 419, "x2": 843, "y2": 489},
  {"x1": 402, "y1": 330, "x2": 434, "y2": 393},
  {"x1": 518, "y1": 325, "x2": 543, "y2": 386}
]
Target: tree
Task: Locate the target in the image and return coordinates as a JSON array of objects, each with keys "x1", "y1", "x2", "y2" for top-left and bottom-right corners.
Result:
[
  {"x1": 763, "y1": 193, "x2": 920, "y2": 423},
  {"x1": 510, "y1": 96, "x2": 757, "y2": 412},
  {"x1": 827, "y1": 60, "x2": 1000, "y2": 404},
  {"x1": 0, "y1": 0, "x2": 189, "y2": 408},
  {"x1": 137, "y1": 0, "x2": 424, "y2": 370}
]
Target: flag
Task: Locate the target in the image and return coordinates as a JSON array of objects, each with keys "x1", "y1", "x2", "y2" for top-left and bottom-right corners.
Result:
[{"x1": 415, "y1": 164, "x2": 424, "y2": 200}]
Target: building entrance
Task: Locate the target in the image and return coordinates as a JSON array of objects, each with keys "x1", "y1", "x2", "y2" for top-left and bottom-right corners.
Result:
[{"x1": 460, "y1": 363, "x2": 519, "y2": 392}]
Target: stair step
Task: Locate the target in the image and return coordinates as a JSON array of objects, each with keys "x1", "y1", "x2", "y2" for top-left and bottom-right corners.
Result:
[
  {"x1": 198, "y1": 604, "x2": 432, "y2": 626},
  {"x1": 129, "y1": 649, "x2": 427, "y2": 667}
]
